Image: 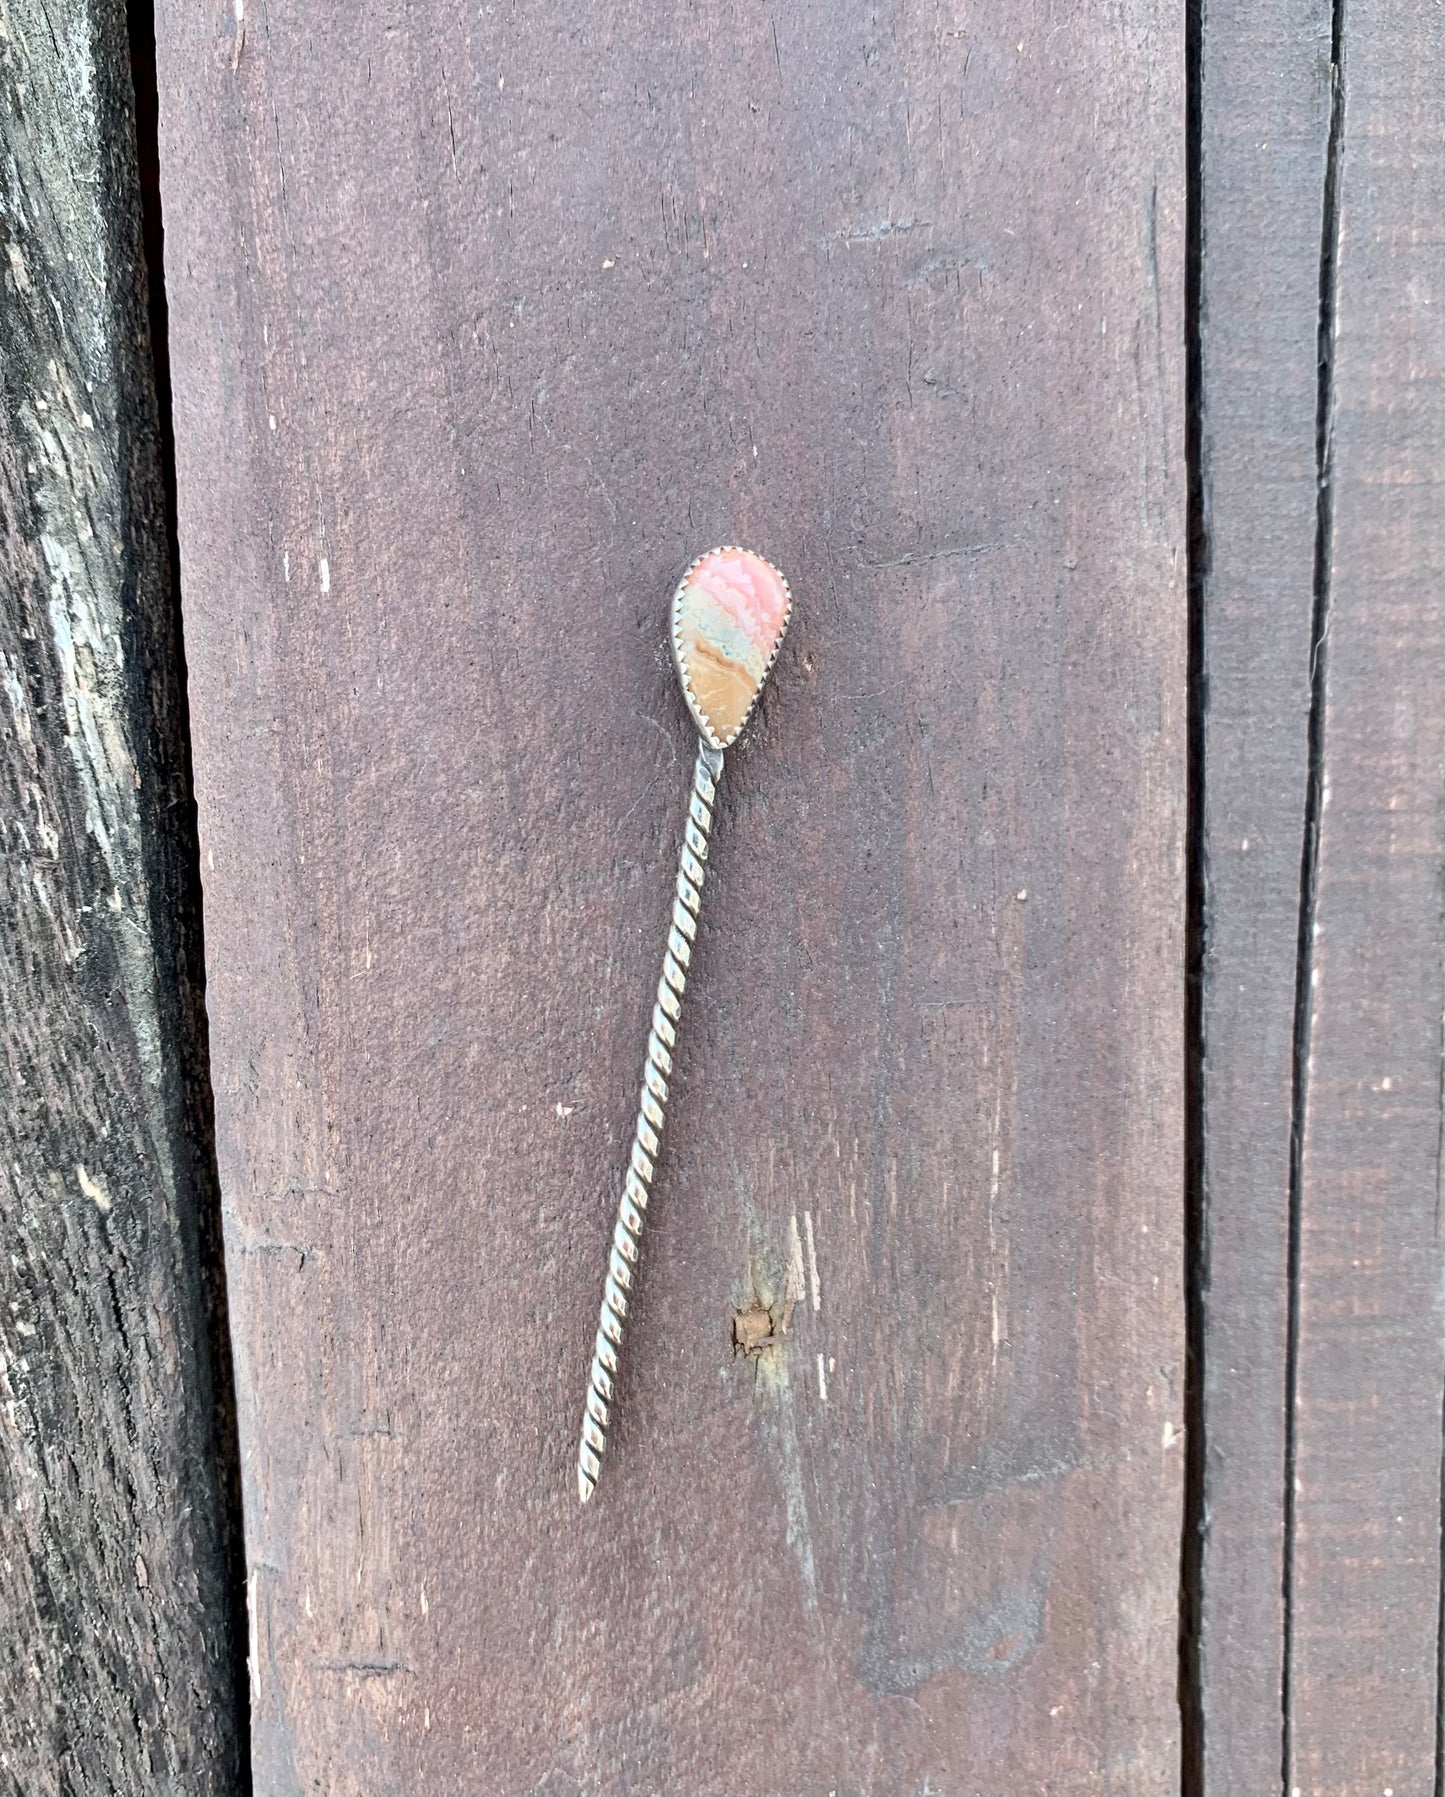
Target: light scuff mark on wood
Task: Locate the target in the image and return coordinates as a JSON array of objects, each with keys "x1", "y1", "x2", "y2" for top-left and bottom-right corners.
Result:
[
  {"x1": 782, "y1": 1212, "x2": 805, "y2": 1331},
  {"x1": 803, "y1": 1207, "x2": 821, "y2": 1311},
  {"x1": 74, "y1": 1163, "x2": 112, "y2": 1214}
]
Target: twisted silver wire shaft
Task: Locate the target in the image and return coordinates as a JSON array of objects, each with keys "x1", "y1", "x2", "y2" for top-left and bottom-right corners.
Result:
[{"x1": 577, "y1": 739, "x2": 724, "y2": 1502}]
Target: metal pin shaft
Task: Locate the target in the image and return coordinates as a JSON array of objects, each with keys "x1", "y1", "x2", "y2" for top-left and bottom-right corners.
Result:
[{"x1": 576, "y1": 738, "x2": 724, "y2": 1502}]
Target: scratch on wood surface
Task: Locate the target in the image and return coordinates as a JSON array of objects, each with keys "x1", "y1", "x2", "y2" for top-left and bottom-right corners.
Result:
[
  {"x1": 803, "y1": 1208, "x2": 821, "y2": 1311},
  {"x1": 441, "y1": 59, "x2": 458, "y2": 180},
  {"x1": 770, "y1": 1358, "x2": 820, "y2": 1619},
  {"x1": 989, "y1": 1082, "x2": 1004, "y2": 1367},
  {"x1": 834, "y1": 216, "x2": 929, "y2": 244},
  {"x1": 782, "y1": 1214, "x2": 805, "y2": 1330},
  {"x1": 316, "y1": 1659, "x2": 415, "y2": 1678},
  {"x1": 861, "y1": 538, "x2": 1014, "y2": 571},
  {"x1": 248, "y1": 1569, "x2": 260, "y2": 1704}
]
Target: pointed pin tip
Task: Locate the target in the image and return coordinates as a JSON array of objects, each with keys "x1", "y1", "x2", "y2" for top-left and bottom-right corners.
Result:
[{"x1": 577, "y1": 1467, "x2": 595, "y2": 1504}]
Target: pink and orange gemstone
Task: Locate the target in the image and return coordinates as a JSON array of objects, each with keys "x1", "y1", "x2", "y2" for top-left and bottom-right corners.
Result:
[{"x1": 671, "y1": 547, "x2": 792, "y2": 748}]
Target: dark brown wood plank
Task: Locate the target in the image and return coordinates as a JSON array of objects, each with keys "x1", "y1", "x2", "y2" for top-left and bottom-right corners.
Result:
[
  {"x1": 1193, "y1": 0, "x2": 1333, "y2": 1783},
  {"x1": 154, "y1": 1, "x2": 1184, "y2": 1789},
  {"x1": 1287, "y1": 8, "x2": 1445, "y2": 1792},
  {"x1": 0, "y1": 2, "x2": 246, "y2": 1791}
]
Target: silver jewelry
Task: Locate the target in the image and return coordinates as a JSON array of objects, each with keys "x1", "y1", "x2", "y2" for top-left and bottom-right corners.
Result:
[{"x1": 576, "y1": 547, "x2": 792, "y2": 1503}]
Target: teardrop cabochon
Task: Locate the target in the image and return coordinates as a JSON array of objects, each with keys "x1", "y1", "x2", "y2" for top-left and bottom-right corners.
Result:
[{"x1": 670, "y1": 547, "x2": 793, "y2": 749}]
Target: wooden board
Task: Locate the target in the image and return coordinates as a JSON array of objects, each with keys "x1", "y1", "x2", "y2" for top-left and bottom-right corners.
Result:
[
  {"x1": 1286, "y1": 7, "x2": 1445, "y2": 1791},
  {"x1": 0, "y1": 1, "x2": 246, "y2": 1790},
  {"x1": 1196, "y1": 0, "x2": 1445, "y2": 1789},
  {"x1": 154, "y1": 1, "x2": 1185, "y2": 1789},
  {"x1": 1192, "y1": 0, "x2": 1333, "y2": 1782}
]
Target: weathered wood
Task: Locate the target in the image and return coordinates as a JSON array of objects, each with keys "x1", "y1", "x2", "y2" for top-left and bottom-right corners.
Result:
[
  {"x1": 0, "y1": 1, "x2": 246, "y2": 1792},
  {"x1": 1193, "y1": 0, "x2": 1333, "y2": 1782},
  {"x1": 1198, "y1": 0, "x2": 1445, "y2": 1787},
  {"x1": 155, "y1": 0, "x2": 1184, "y2": 1789},
  {"x1": 1287, "y1": 7, "x2": 1445, "y2": 1791}
]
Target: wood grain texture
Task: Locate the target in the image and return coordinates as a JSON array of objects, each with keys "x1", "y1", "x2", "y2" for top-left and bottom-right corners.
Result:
[
  {"x1": 0, "y1": 1, "x2": 246, "y2": 1791},
  {"x1": 154, "y1": 1, "x2": 1184, "y2": 1790},
  {"x1": 1287, "y1": 5, "x2": 1445, "y2": 1791},
  {"x1": 1192, "y1": 0, "x2": 1333, "y2": 1782}
]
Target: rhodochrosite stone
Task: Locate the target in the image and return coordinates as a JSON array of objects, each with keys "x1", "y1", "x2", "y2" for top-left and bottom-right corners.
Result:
[{"x1": 671, "y1": 547, "x2": 792, "y2": 747}]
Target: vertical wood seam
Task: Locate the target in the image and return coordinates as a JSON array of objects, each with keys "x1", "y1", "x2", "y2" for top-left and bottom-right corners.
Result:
[
  {"x1": 1282, "y1": 4, "x2": 1347, "y2": 1789},
  {"x1": 1180, "y1": 0, "x2": 1206, "y2": 1787},
  {"x1": 127, "y1": 0, "x2": 255, "y2": 1781},
  {"x1": 1435, "y1": 873, "x2": 1445, "y2": 1797}
]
